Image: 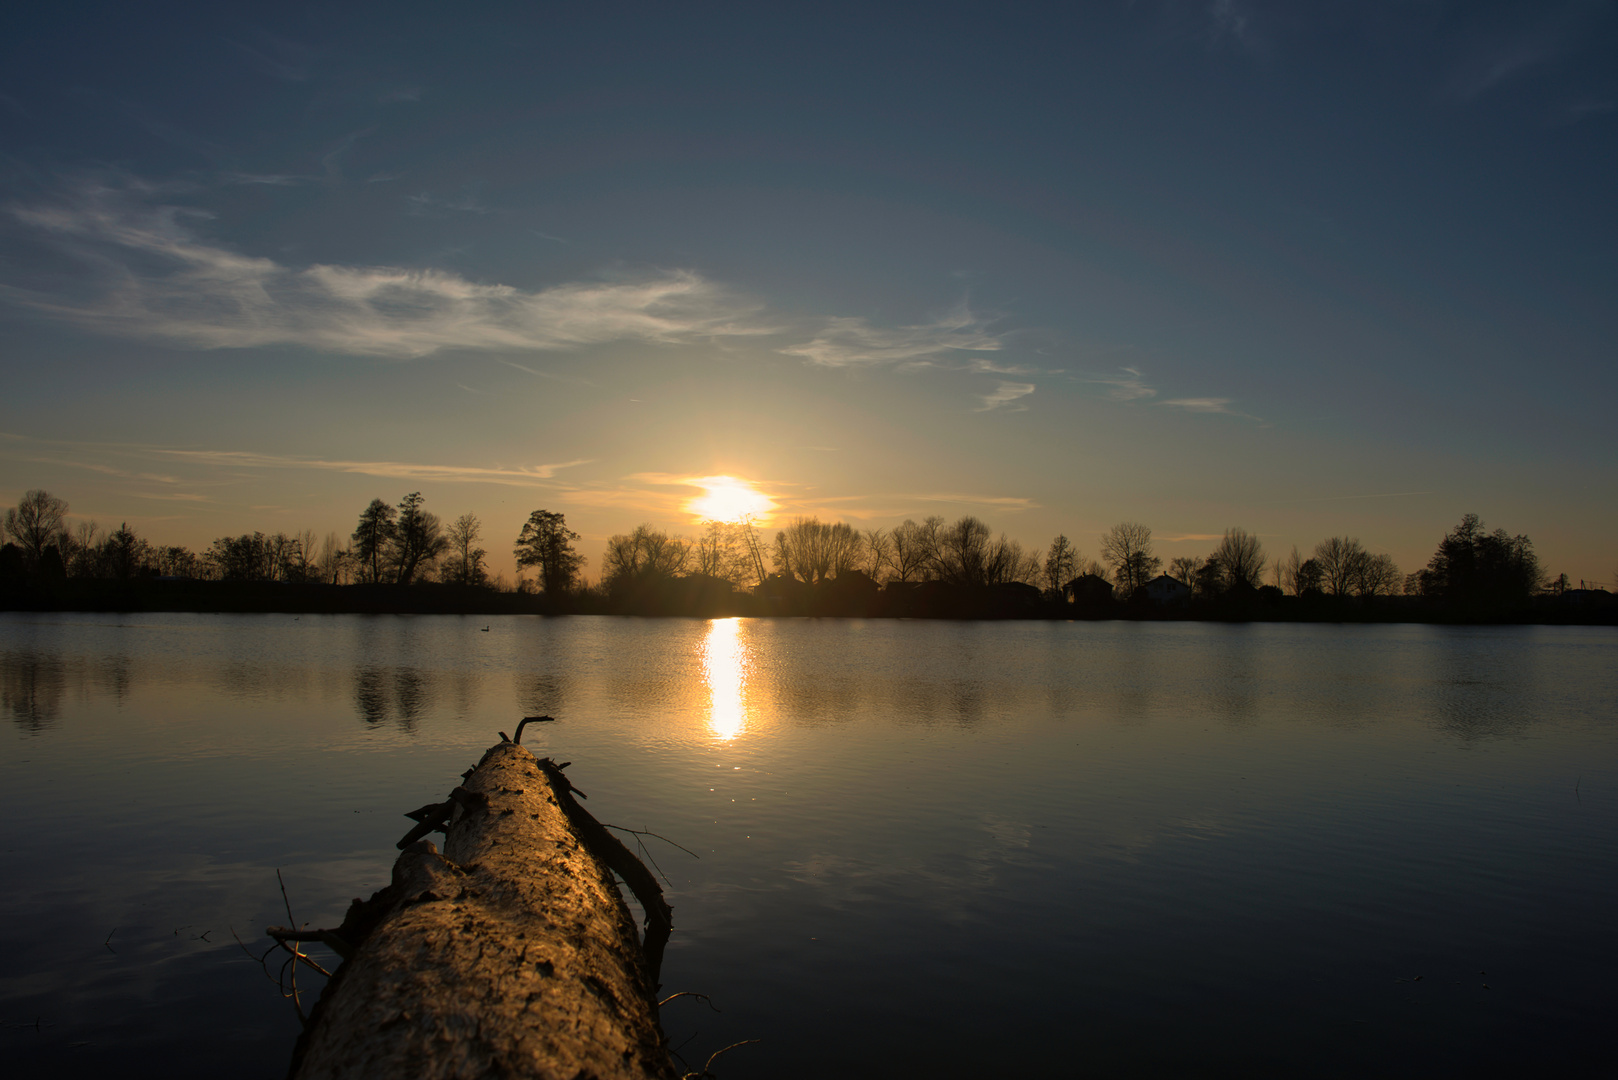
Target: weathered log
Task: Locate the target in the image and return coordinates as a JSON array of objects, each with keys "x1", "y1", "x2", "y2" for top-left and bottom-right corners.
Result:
[{"x1": 274, "y1": 738, "x2": 678, "y2": 1080}]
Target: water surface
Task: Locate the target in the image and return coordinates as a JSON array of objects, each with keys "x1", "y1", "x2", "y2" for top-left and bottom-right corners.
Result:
[{"x1": 2, "y1": 614, "x2": 1614, "y2": 1076}]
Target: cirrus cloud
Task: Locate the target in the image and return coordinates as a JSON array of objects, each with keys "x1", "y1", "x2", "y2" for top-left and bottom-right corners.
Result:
[{"x1": 3, "y1": 180, "x2": 773, "y2": 359}]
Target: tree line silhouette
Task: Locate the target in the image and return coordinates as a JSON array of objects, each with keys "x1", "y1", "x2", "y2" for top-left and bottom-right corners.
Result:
[{"x1": 1, "y1": 487, "x2": 1610, "y2": 622}]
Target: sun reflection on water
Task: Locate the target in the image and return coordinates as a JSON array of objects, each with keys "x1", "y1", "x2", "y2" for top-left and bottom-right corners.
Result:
[{"x1": 701, "y1": 618, "x2": 749, "y2": 741}]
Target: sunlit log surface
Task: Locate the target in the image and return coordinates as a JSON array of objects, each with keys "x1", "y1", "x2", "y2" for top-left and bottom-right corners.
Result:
[{"x1": 276, "y1": 737, "x2": 676, "y2": 1080}]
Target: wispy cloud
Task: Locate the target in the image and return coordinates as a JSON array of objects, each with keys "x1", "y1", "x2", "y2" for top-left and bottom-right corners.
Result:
[
  {"x1": 1090, "y1": 366, "x2": 1158, "y2": 401},
  {"x1": 1160, "y1": 397, "x2": 1233, "y2": 413},
  {"x1": 976, "y1": 381, "x2": 1035, "y2": 412},
  {"x1": 781, "y1": 305, "x2": 1002, "y2": 368},
  {"x1": 150, "y1": 448, "x2": 592, "y2": 486},
  {"x1": 3, "y1": 180, "x2": 771, "y2": 359},
  {"x1": 967, "y1": 357, "x2": 1036, "y2": 376},
  {"x1": 1159, "y1": 397, "x2": 1265, "y2": 422},
  {"x1": 405, "y1": 188, "x2": 494, "y2": 216},
  {"x1": 1084, "y1": 367, "x2": 1261, "y2": 420},
  {"x1": 223, "y1": 172, "x2": 314, "y2": 186},
  {"x1": 6, "y1": 433, "x2": 597, "y2": 490}
]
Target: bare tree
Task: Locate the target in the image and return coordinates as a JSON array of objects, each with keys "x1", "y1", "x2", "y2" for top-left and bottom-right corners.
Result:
[
  {"x1": 1100, "y1": 522, "x2": 1161, "y2": 594},
  {"x1": 5, "y1": 489, "x2": 69, "y2": 571},
  {"x1": 1076, "y1": 556, "x2": 1106, "y2": 579},
  {"x1": 1214, "y1": 528, "x2": 1265, "y2": 589},
  {"x1": 934, "y1": 515, "x2": 992, "y2": 586},
  {"x1": 69, "y1": 519, "x2": 102, "y2": 578},
  {"x1": 1279, "y1": 546, "x2": 1303, "y2": 595},
  {"x1": 1168, "y1": 556, "x2": 1199, "y2": 586},
  {"x1": 1352, "y1": 552, "x2": 1401, "y2": 598},
  {"x1": 1043, "y1": 534, "x2": 1076, "y2": 595},
  {"x1": 772, "y1": 518, "x2": 863, "y2": 585},
  {"x1": 296, "y1": 528, "x2": 319, "y2": 581},
  {"x1": 317, "y1": 531, "x2": 349, "y2": 585},
  {"x1": 601, "y1": 524, "x2": 687, "y2": 592},
  {"x1": 862, "y1": 528, "x2": 892, "y2": 580},
  {"x1": 1313, "y1": 536, "x2": 1366, "y2": 596},
  {"x1": 445, "y1": 513, "x2": 487, "y2": 586},
  {"x1": 888, "y1": 519, "x2": 936, "y2": 582}
]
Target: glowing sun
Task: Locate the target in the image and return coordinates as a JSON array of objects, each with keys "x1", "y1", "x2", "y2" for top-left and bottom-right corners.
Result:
[{"x1": 687, "y1": 475, "x2": 774, "y2": 523}]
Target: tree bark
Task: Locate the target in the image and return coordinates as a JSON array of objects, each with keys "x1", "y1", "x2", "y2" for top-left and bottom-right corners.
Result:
[{"x1": 277, "y1": 740, "x2": 677, "y2": 1080}]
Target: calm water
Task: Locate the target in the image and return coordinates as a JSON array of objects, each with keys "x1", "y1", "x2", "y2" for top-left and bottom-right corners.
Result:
[{"x1": 1, "y1": 613, "x2": 1614, "y2": 1077}]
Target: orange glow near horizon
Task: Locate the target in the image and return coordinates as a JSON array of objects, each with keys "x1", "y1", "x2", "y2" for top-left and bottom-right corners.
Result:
[
  {"x1": 686, "y1": 475, "x2": 775, "y2": 524},
  {"x1": 702, "y1": 618, "x2": 749, "y2": 741}
]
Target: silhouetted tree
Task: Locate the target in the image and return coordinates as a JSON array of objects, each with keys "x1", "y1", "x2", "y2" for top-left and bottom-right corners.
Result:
[
  {"x1": 316, "y1": 532, "x2": 349, "y2": 585},
  {"x1": 67, "y1": 520, "x2": 102, "y2": 578},
  {"x1": 444, "y1": 513, "x2": 487, "y2": 587},
  {"x1": 1043, "y1": 535, "x2": 1076, "y2": 595},
  {"x1": 1168, "y1": 556, "x2": 1199, "y2": 586},
  {"x1": 691, "y1": 520, "x2": 759, "y2": 585},
  {"x1": 102, "y1": 523, "x2": 153, "y2": 579},
  {"x1": 1313, "y1": 536, "x2": 1366, "y2": 596},
  {"x1": 1352, "y1": 552, "x2": 1401, "y2": 598},
  {"x1": 1295, "y1": 558, "x2": 1324, "y2": 595},
  {"x1": 1100, "y1": 522, "x2": 1161, "y2": 594},
  {"x1": 862, "y1": 528, "x2": 892, "y2": 581},
  {"x1": 1413, "y1": 514, "x2": 1540, "y2": 612},
  {"x1": 1214, "y1": 528, "x2": 1265, "y2": 589},
  {"x1": 887, "y1": 518, "x2": 936, "y2": 582},
  {"x1": 5, "y1": 490, "x2": 68, "y2": 574},
  {"x1": 352, "y1": 499, "x2": 397, "y2": 584},
  {"x1": 934, "y1": 515, "x2": 991, "y2": 586},
  {"x1": 154, "y1": 545, "x2": 199, "y2": 578},
  {"x1": 516, "y1": 510, "x2": 585, "y2": 595},
  {"x1": 600, "y1": 524, "x2": 685, "y2": 595},
  {"x1": 1194, "y1": 556, "x2": 1225, "y2": 598},
  {"x1": 931, "y1": 516, "x2": 1037, "y2": 587},
  {"x1": 207, "y1": 532, "x2": 274, "y2": 581},
  {"x1": 265, "y1": 532, "x2": 301, "y2": 583},
  {"x1": 772, "y1": 518, "x2": 862, "y2": 585},
  {"x1": 391, "y1": 492, "x2": 446, "y2": 584}
]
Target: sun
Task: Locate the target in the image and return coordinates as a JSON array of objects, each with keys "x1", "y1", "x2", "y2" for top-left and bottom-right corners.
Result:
[{"x1": 687, "y1": 475, "x2": 774, "y2": 524}]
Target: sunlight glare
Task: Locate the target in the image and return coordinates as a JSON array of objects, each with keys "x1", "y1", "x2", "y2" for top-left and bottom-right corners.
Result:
[
  {"x1": 687, "y1": 475, "x2": 774, "y2": 524},
  {"x1": 702, "y1": 618, "x2": 749, "y2": 741}
]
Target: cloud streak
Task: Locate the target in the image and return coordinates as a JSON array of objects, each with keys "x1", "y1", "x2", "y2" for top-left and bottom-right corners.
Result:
[
  {"x1": 977, "y1": 381, "x2": 1035, "y2": 412},
  {"x1": 780, "y1": 306, "x2": 1003, "y2": 368},
  {"x1": 149, "y1": 448, "x2": 592, "y2": 486},
  {"x1": 3, "y1": 181, "x2": 772, "y2": 359},
  {"x1": 1086, "y1": 367, "x2": 1261, "y2": 421}
]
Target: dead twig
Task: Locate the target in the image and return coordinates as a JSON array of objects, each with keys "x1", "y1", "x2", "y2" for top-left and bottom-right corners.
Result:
[
  {"x1": 276, "y1": 869, "x2": 305, "y2": 1023},
  {"x1": 684, "y1": 1038, "x2": 762, "y2": 1079},
  {"x1": 602, "y1": 824, "x2": 701, "y2": 860},
  {"x1": 658, "y1": 991, "x2": 721, "y2": 1012}
]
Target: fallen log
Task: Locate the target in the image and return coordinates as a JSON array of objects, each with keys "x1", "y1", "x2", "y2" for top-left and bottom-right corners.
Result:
[{"x1": 271, "y1": 723, "x2": 677, "y2": 1080}]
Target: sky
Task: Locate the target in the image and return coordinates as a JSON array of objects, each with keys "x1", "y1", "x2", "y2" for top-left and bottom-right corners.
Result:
[{"x1": 2, "y1": 0, "x2": 1614, "y2": 585}]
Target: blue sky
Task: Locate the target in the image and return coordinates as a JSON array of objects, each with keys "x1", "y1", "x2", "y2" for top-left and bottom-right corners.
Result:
[{"x1": 2, "y1": 1, "x2": 1614, "y2": 583}]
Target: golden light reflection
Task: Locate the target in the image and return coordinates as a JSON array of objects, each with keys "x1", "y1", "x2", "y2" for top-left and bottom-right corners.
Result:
[
  {"x1": 686, "y1": 475, "x2": 774, "y2": 524},
  {"x1": 701, "y1": 618, "x2": 749, "y2": 741}
]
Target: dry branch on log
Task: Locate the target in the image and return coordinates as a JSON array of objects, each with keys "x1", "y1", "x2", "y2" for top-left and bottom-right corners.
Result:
[{"x1": 272, "y1": 736, "x2": 678, "y2": 1080}]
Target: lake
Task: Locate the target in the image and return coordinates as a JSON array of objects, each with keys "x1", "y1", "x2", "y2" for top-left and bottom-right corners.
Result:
[{"x1": 2, "y1": 613, "x2": 1614, "y2": 1077}]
